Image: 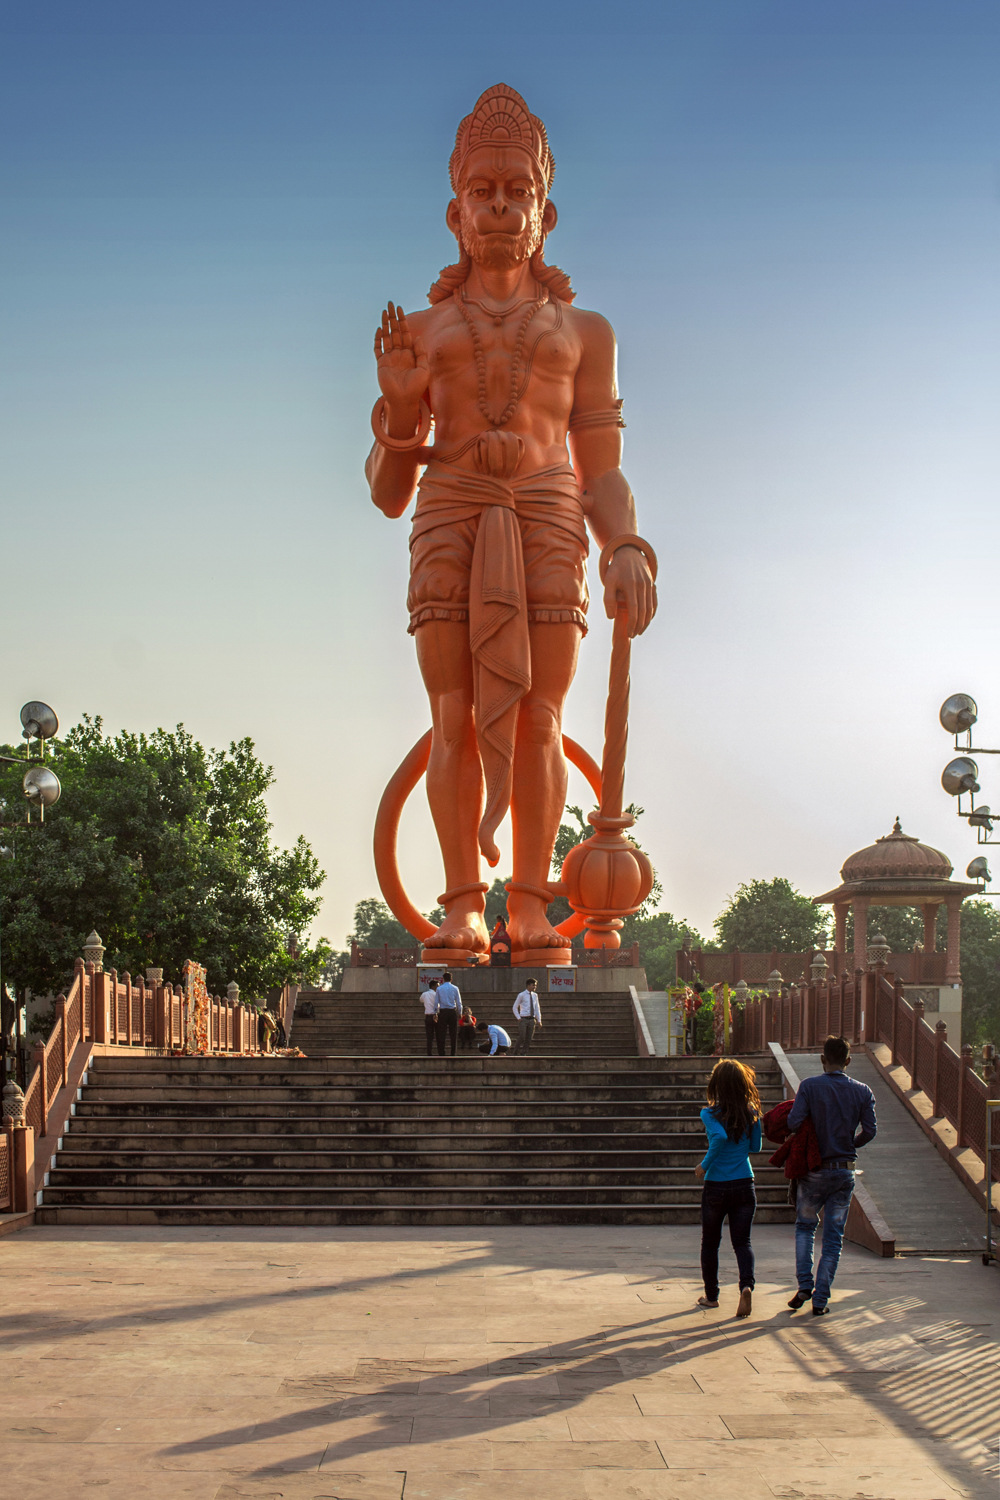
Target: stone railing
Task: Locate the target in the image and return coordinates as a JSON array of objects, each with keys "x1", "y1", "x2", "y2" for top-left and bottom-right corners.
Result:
[
  {"x1": 679, "y1": 947, "x2": 948, "y2": 987},
  {"x1": 0, "y1": 950, "x2": 263, "y2": 1216},
  {"x1": 730, "y1": 967, "x2": 1000, "y2": 1185}
]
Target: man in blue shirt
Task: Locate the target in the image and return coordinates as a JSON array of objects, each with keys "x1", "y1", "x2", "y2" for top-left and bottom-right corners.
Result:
[
  {"x1": 475, "y1": 1021, "x2": 511, "y2": 1056},
  {"x1": 434, "y1": 971, "x2": 462, "y2": 1057},
  {"x1": 787, "y1": 1034, "x2": 877, "y2": 1315}
]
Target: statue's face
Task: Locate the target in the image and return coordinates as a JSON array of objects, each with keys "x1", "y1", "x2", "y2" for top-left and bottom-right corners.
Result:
[{"x1": 448, "y1": 145, "x2": 556, "y2": 270}]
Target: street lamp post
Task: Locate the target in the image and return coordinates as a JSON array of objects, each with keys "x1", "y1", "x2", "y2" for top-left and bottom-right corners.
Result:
[{"x1": 1, "y1": 702, "x2": 61, "y2": 1086}]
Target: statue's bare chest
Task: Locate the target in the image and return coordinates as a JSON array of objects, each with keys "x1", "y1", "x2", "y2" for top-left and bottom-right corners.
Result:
[{"x1": 418, "y1": 302, "x2": 580, "y2": 392}]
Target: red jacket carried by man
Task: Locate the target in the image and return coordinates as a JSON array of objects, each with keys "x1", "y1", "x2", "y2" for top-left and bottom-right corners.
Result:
[{"x1": 762, "y1": 1098, "x2": 823, "y2": 1181}]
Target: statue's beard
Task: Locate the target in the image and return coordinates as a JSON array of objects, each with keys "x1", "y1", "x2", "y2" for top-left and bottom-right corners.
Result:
[{"x1": 459, "y1": 203, "x2": 543, "y2": 270}]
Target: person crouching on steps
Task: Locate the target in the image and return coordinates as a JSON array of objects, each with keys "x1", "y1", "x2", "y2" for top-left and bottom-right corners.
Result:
[
  {"x1": 476, "y1": 1021, "x2": 511, "y2": 1056},
  {"x1": 695, "y1": 1058, "x2": 762, "y2": 1319}
]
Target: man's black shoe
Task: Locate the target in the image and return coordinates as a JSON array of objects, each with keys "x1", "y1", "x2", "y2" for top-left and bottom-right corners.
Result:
[
  {"x1": 787, "y1": 1291, "x2": 809, "y2": 1310},
  {"x1": 812, "y1": 1305, "x2": 829, "y2": 1316}
]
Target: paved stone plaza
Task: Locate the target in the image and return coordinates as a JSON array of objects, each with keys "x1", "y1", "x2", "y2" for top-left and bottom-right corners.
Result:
[{"x1": 1, "y1": 1224, "x2": 997, "y2": 1499}]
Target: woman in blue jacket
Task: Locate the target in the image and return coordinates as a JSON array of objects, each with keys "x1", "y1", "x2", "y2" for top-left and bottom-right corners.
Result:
[{"x1": 695, "y1": 1058, "x2": 762, "y2": 1318}]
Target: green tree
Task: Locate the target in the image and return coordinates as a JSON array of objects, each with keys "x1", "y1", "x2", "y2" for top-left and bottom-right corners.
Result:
[
  {"x1": 714, "y1": 877, "x2": 829, "y2": 953},
  {"x1": 0, "y1": 718, "x2": 330, "y2": 1007},
  {"x1": 843, "y1": 905, "x2": 944, "y2": 953},
  {"x1": 620, "y1": 910, "x2": 705, "y2": 990},
  {"x1": 955, "y1": 899, "x2": 1000, "y2": 1048}
]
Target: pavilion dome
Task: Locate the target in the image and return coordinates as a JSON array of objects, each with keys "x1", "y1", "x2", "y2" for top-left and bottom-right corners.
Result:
[{"x1": 840, "y1": 819, "x2": 952, "y2": 883}]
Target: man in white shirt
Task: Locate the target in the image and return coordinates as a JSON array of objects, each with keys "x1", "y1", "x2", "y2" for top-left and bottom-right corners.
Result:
[
  {"x1": 512, "y1": 979, "x2": 543, "y2": 1054},
  {"x1": 419, "y1": 978, "x2": 440, "y2": 1057},
  {"x1": 476, "y1": 1021, "x2": 511, "y2": 1056}
]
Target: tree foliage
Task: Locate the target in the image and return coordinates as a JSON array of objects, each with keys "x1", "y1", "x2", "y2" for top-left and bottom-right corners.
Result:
[
  {"x1": 953, "y1": 899, "x2": 1000, "y2": 1048},
  {"x1": 713, "y1": 877, "x2": 829, "y2": 953},
  {"x1": 0, "y1": 718, "x2": 330, "y2": 1004}
]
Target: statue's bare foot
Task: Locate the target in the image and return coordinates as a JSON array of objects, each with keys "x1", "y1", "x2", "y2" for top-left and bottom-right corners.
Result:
[
  {"x1": 506, "y1": 891, "x2": 569, "y2": 951},
  {"x1": 424, "y1": 907, "x2": 489, "y2": 952}
]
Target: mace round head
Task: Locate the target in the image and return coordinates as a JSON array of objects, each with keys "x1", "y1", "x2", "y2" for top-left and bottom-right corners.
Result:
[{"x1": 561, "y1": 825, "x2": 654, "y2": 924}]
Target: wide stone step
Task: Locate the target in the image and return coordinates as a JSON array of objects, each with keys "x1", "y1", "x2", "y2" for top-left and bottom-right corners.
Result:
[
  {"x1": 78, "y1": 1084, "x2": 782, "y2": 1105},
  {"x1": 66, "y1": 1112, "x2": 726, "y2": 1135},
  {"x1": 54, "y1": 1148, "x2": 773, "y2": 1171},
  {"x1": 35, "y1": 1204, "x2": 795, "y2": 1226},
  {"x1": 74, "y1": 1101, "x2": 743, "y2": 1121},
  {"x1": 61, "y1": 1126, "x2": 719, "y2": 1149},
  {"x1": 86, "y1": 1054, "x2": 736, "y2": 1073},
  {"x1": 40, "y1": 1181, "x2": 793, "y2": 1206},
  {"x1": 49, "y1": 1163, "x2": 787, "y2": 1188}
]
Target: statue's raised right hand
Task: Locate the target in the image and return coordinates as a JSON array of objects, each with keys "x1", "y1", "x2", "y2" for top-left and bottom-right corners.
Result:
[{"x1": 374, "y1": 302, "x2": 429, "y2": 412}]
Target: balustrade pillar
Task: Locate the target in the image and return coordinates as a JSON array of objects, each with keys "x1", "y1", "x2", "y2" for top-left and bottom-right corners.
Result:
[
  {"x1": 852, "y1": 898, "x2": 870, "y2": 979},
  {"x1": 957, "y1": 1043, "x2": 974, "y2": 1148},
  {"x1": 911, "y1": 998, "x2": 925, "y2": 1087},
  {"x1": 944, "y1": 896, "x2": 962, "y2": 986},
  {"x1": 932, "y1": 1019, "x2": 947, "y2": 1117}
]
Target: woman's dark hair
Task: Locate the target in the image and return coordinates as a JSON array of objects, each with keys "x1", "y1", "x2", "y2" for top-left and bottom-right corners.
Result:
[{"x1": 705, "y1": 1059, "x2": 761, "y2": 1142}]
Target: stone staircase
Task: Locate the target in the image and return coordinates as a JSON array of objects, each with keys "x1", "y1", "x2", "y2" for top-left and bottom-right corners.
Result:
[
  {"x1": 35, "y1": 1053, "x2": 793, "y2": 1226},
  {"x1": 290, "y1": 988, "x2": 639, "y2": 1056}
]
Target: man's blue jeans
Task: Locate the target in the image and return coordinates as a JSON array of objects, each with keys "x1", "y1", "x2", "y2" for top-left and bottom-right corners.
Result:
[{"x1": 795, "y1": 1168, "x2": 855, "y2": 1309}]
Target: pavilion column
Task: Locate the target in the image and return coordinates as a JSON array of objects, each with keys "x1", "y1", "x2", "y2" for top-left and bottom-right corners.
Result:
[
  {"x1": 922, "y1": 904, "x2": 938, "y2": 953},
  {"x1": 834, "y1": 903, "x2": 848, "y2": 954},
  {"x1": 852, "y1": 897, "x2": 869, "y2": 974},
  {"x1": 944, "y1": 897, "x2": 962, "y2": 985}
]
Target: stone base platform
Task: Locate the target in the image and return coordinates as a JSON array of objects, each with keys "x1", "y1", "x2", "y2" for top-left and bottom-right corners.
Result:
[{"x1": 342, "y1": 965, "x2": 648, "y2": 994}]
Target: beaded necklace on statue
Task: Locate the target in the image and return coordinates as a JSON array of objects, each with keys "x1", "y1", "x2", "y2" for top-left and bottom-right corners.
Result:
[{"x1": 454, "y1": 283, "x2": 549, "y2": 429}]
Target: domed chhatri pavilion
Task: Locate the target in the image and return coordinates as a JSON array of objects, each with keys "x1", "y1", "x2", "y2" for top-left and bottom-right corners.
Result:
[{"x1": 813, "y1": 818, "x2": 978, "y2": 1025}]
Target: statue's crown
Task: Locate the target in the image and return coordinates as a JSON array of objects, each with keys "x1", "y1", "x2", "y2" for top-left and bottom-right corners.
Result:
[{"x1": 450, "y1": 83, "x2": 555, "y2": 193}]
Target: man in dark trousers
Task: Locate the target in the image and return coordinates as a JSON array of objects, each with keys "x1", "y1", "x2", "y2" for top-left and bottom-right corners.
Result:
[
  {"x1": 787, "y1": 1034, "x2": 877, "y2": 1316},
  {"x1": 434, "y1": 971, "x2": 462, "y2": 1057}
]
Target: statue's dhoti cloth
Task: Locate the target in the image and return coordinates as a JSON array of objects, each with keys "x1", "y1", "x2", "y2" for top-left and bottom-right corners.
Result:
[{"x1": 407, "y1": 459, "x2": 589, "y2": 863}]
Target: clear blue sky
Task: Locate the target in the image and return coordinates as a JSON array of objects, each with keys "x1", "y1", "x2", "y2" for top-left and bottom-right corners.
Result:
[{"x1": 2, "y1": 1, "x2": 998, "y2": 951}]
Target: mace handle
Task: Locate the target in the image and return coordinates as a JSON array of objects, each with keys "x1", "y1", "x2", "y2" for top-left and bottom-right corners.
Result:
[{"x1": 599, "y1": 605, "x2": 631, "y2": 822}]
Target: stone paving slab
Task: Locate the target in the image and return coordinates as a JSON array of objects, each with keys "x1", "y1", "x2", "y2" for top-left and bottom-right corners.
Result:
[{"x1": 0, "y1": 1224, "x2": 997, "y2": 1498}]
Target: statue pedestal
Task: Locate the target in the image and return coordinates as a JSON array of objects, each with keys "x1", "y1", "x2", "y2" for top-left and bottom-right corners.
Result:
[
  {"x1": 512, "y1": 947, "x2": 573, "y2": 968},
  {"x1": 419, "y1": 949, "x2": 486, "y2": 967}
]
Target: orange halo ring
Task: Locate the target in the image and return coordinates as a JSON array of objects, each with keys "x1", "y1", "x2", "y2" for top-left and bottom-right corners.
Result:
[{"x1": 373, "y1": 733, "x2": 602, "y2": 943}]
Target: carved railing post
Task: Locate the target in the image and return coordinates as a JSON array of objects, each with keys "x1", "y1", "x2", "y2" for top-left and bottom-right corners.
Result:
[
  {"x1": 932, "y1": 1019, "x2": 947, "y2": 1117},
  {"x1": 910, "y1": 998, "x2": 924, "y2": 1088},
  {"x1": 957, "y1": 1043, "x2": 973, "y2": 1148},
  {"x1": 31, "y1": 1040, "x2": 47, "y2": 1138}
]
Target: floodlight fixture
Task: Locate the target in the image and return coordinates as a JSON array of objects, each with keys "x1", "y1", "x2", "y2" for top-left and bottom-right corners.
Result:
[
  {"x1": 968, "y1": 804, "x2": 994, "y2": 831},
  {"x1": 940, "y1": 694, "x2": 978, "y2": 736},
  {"x1": 967, "y1": 856, "x2": 991, "y2": 884},
  {"x1": 20, "y1": 702, "x2": 59, "y2": 743},
  {"x1": 22, "y1": 765, "x2": 61, "y2": 819},
  {"x1": 942, "y1": 758, "x2": 980, "y2": 797}
]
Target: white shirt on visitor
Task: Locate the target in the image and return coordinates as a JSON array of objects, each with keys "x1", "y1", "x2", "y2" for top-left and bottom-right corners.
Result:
[
  {"x1": 420, "y1": 990, "x2": 439, "y2": 1016},
  {"x1": 512, "y1": 990, "x2": 542, "y2": 1022}
]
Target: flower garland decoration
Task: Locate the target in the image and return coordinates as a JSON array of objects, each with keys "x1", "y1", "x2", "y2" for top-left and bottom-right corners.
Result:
[{"x1": 182, "y1": 959, "x2": 210, "y2": 1055}]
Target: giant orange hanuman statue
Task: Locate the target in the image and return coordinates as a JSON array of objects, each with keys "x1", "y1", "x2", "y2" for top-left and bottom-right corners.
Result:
[{"x1": 367, "y1": 83, "x2": 657, "y2": 966}]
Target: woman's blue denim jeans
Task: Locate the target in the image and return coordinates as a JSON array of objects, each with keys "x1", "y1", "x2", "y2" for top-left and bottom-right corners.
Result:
[
  {"x1": 795, "y1": 1168, "x2": 855, "y2": 1309},
  {"x1": 700, "y1": 1177, "x2": 756, "y2": 1300}
]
